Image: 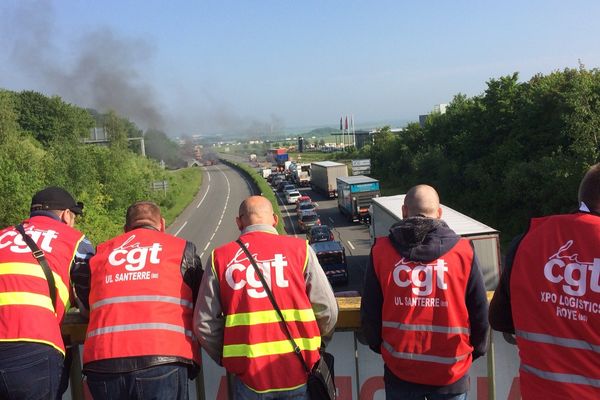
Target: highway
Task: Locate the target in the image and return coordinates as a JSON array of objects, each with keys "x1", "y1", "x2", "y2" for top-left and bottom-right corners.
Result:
[
  {"x1": 274, "y1": 184, "x2": 371, "y2": 294},
  {"x1": 167, "y1": 157, "x2": 371, "y2": 294},
  {"x1": 166, "y1": 163, "x2": 257, "y2": 262}
]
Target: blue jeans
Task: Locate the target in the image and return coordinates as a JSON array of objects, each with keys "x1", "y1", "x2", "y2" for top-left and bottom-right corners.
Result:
[
  {"x1": 384, "y1": 379, "x2": 468, "y2": 400},
  {"x1": 233, "y1": 376, "x2": 309, "y2": 400},
  {"x1": 86, "y1": 364, "x2": 189, "y2": 400},
  {"x1": 0, "y1": 342, "x2": 64, "y2": 400}
]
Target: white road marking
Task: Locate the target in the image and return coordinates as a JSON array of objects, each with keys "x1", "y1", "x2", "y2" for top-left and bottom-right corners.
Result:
[
  {"x1": 207, "y1": 170, "x2": 211, "y2": 182},
  {"x1": 200, "y1": 168, "x2": 231, "y2": 259},
  {"x1": 347, "y1": 241, "x2": 355, "y2": 250},
  {"x1": 196, "y1": 185, "x2": 210, "y2": 208},
  {"x1": 276, "y1": 191, "x2": 297, "y2": 236},
  {"x1": 174, "y1": 221, "x2": 187, "y2": 237}
]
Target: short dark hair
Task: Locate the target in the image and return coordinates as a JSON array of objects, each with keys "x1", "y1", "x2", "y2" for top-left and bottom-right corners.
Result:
[
  {"x1": 125, "y1": 201, "x2": 162, "y2": 231},
  {"x1": 578, "y1": 163, "x2": 600, "y2": 212}
]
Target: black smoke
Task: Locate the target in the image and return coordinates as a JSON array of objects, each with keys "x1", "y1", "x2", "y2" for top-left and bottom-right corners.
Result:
[{"x1": 0, "y1": 1, "x2": 284, "y2": 136}]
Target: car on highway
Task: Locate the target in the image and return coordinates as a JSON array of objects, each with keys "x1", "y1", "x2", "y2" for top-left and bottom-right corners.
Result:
[
  {"x1": 285, "y1": 190, "x2": 301, "y2": 204},
  {"x1": 296, "y1": 195, "x2": 312, "y2": 205},
  {"x1": 276, "y1": 181, "x2": 293, "y2": 192},
  {"x1": 297, "y1": 202, "x2": 317, "y2": 217},
  {"x1": 298, "y1": 212, "x2": 321, "y2": 232},
  {"x1": 271, "y1": 177, "x2": 285, "y2": 188},
  {"x1": 282, "y1": 184, "x2": 296, "y2": 193},
  {"x1": 306, "y1": 225, "x2": 334, "y2": 244},
  {"x1": 311, "y1": 241, "x2": 349, "y2": 285}
]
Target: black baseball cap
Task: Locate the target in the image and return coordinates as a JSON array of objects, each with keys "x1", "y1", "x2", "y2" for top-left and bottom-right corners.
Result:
[{"x1": 30, "y1": 186, "x2": 84, "y2": 215}]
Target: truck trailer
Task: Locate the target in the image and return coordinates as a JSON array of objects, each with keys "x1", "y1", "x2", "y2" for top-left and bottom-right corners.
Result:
[
  {"x1": 369, "y1": 194, "x2": 501, "y2": 290},
  {"x1": 337, "y1": 176, "x2": 380, "y2": 223},
  {"x1": 310, "y1": 161, "x2": 348, "y2": 198}
]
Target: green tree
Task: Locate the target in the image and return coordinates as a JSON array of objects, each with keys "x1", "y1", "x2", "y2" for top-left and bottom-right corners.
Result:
[{"x1": 16, "y1": 91, "x2": 94, "y2": 145}]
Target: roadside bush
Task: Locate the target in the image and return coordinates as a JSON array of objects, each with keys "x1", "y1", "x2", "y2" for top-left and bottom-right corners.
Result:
[{"x1": 220, "y1": 159, "x2": 285, "y2": 234}]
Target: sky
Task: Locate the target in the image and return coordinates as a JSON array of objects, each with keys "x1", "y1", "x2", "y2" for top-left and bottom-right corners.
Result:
[{"x1": 1, "y1": 1, "x2": 599, "y2": 137}]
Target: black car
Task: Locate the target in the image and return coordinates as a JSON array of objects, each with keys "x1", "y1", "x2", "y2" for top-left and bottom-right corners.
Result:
[
  {"x1": 306, "y1": 225, "x2": 334, "y2": 244},
  {"x1": 311, "y1": 241, "x2": 349, "y2": 285},
  {"x1": 276, "y1": 180, "x2": 292, "y2": 192}
]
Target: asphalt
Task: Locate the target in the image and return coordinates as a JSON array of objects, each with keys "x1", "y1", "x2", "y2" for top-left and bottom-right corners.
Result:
[{"x1": 169, "y1": 157, "x2": 372, "y2": 295}]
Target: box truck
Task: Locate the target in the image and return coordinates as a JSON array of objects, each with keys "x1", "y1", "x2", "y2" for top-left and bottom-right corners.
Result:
[
  {"x1": 337, "y1": 176, "x2": 380, "y2": 223},
  {"x1": 369, "y1": 194, "x2": 501, "y2": 290},
  {"x1": 310, "y1": 161, "x2": 348, "y2": 198}
]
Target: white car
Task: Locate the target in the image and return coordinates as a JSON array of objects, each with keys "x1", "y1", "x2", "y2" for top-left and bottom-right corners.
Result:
[{"x1": 285, "y1": 190, "x2": 301, "y2": 204}]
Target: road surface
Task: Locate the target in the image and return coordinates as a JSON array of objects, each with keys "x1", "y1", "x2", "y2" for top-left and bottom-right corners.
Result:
[{"x1": 167, "y1": 163, "x2": 257, "y2": 262}]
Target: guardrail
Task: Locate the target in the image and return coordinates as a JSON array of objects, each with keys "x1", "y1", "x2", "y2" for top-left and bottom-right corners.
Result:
[
  {"x1": 61, "y1": 294, "x2": 519, "y2": 400},
  {"x1": 217, "y1": 157, "x2": 286, "y2": 234}
]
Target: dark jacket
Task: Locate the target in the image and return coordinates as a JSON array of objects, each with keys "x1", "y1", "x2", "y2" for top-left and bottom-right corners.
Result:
[
  {"x1": 78, "y1": 227, "x2": 203, "y2": 374},
  {"x1": 360, "y1": 217, "x2": 489, "y2": 395}
]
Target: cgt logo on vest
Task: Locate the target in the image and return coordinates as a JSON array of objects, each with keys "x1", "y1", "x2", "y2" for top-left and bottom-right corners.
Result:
[
  {"x1": 0, "y1": 227, "x2": 58, "y2": 254},
  {"x1": 225, "y1": 247, "x2": 289, "y2": 299},
  {"x1": 108, "y1": 235, "x2": 162, "y2": 272},
  {"x1": 393, "y1": 258, "x2": 448, "y2": 296},
  {"x1": 544, "y1": 240, "x2": 600, "y2": 297}
]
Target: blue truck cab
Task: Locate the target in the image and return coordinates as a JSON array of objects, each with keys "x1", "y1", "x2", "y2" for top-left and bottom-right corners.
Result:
[{"x1": 336, "y1": 175, "x2": 380, "y2": 223}]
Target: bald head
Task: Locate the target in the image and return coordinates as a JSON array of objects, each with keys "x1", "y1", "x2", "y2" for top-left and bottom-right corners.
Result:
[
  {"x1": 236, "y1": 196, "x2": 278, "y2": 230},
  {"x1": 125, "y1": 201, "x2": 165, "y2": 232},
  {"x1": 402, "y1": 185, "x2": 442, "y2": 219},
  {"x1": 578, "y1": 163, "x2": 600, "y2": 213}
]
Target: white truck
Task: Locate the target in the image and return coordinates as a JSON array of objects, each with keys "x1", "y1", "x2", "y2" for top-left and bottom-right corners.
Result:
[
  {"x1": 370, "y1": 194, "x2": 501, "y2": 290},
  {"x1": 261, "y1": 168, "x2": 272, "y2": 179},
  {"x1": 289, "y1": 162, "x2": 311, "y2": 186},
  {"x1": 310, "y1": 161, "x2": 348, "y2": 198}
]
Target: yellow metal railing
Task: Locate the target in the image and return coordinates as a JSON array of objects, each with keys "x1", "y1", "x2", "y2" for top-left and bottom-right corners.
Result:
[{"x1": 62, "y1": 294, "x2": 499, "y2": 400}]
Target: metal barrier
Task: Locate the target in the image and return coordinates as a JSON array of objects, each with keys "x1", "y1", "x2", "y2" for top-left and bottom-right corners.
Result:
[{"x1": 62, "y1": 294, "x2": 518, "y2": 400}]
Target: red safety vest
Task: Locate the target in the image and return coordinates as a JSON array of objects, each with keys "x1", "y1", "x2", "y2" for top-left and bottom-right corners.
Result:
[
  {"x1": 0, "y1": 216, "x2": 84, "y2": 355},
  {"x1": 83, "y1": 229, "x2": 199, "y2": 365},
  {"x1": 511, "y1": 213, "x2": 600, "y2": 399},
  {"x1": 212, "y1": 230, "x2": 321, "y2": 393},
  {"x1": 372, "y1": 237, "x2": 474, "y2": 385}
]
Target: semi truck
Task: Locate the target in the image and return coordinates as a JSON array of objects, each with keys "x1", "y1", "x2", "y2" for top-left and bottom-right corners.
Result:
[
  {"x1": 289, "y1": 162, "x2": 311, "y2": 186},
  {"x1": 310, "y1": 161, "x2": 348, "y2": 198},
  {"x1": 337, "y1": 176, "x2": 380, "y2": 223},
  {"x1": 369, "y1": 194, "x2": 501, "y2": 290},
  {"x1": 266, "y1": 148, "x2": 289, "y2": 167}
]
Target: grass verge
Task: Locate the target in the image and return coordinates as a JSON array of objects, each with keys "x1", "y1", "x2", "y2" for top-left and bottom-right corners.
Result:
[
  {"x1": 219, "y1": 159, "x2": 286, "y2": 234},
  {"x1": 162, "y1": 167, "x2": 202, "y2": 226}
]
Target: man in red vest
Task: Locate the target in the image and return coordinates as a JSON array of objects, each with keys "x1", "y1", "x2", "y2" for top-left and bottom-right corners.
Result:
[
  {"x1": 361, "y1": 185, "x2": 489, "y2": 400},
  {"x1": 80, "y1": 201, "x2": 203, "y2": 400},
  {"x1": 490, "y1": 164, "x2": 600, "y2": 399},
  {"x1": 194, "y1": 195, "x2": 338, "y2": 399},
  {"x1": 0, "y1": 186, "x2": 94, "y2": 400}
]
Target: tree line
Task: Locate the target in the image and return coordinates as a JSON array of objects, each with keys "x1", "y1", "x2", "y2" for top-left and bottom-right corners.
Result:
[
  {"x1": 0, "y1": 89, "x2": 192, "y2": 244},
  {"x1": 363, "y1": 66, "x2": 600, "y2": 244}
]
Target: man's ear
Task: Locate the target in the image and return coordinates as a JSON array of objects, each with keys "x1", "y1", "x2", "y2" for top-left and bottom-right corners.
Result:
[
  {"x1": 60, "y1": 210, "x2": 75, "y2": 227},
  {"x1": 401, "y1": 205, "x2": 408, "y2": 219},
  {"x1": 236, "y1": 216, "x2": 244, "y2": 231},
  {"x1": 436, "y1": 207, "x2": 443, "y2": 219},
  {"x1": 160, "y1": 218, "x2": 166, "y2": 232},
  {"x1": 272, "y1": 213, "x2": 279, "y2": 228}
]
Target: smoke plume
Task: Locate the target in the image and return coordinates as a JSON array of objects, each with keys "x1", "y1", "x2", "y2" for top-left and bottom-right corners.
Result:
[{"x1": 1, "y1": 1, "x2": 283, "y2": 136}]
